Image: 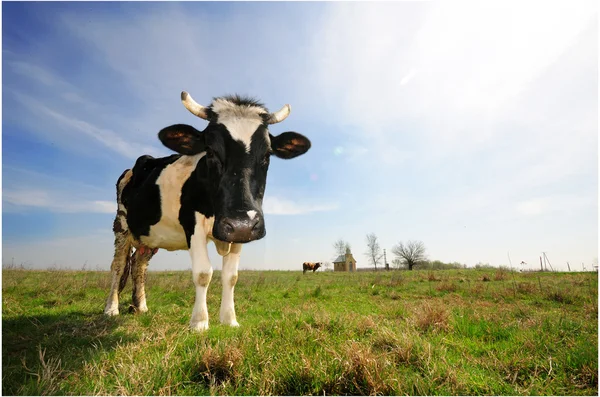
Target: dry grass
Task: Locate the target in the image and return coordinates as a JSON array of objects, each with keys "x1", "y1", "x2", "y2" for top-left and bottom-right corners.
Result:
[
  {"x1": 324, "y1": 341, "x2": 395, "y2": 395},
  {"x1": 427, "y1": 271, "x2": 441, "y2": 281},
  {"x1": 436, "y1": 281, "x2": 458, "y2": 293},
  {"x1": 195, "y1": 346, "x2": 243, "y2": 387},
  {"x1": 414, "y1": 300, "x2": 451, "y2": 333},
  {"x1": 517, "y1": 282, "x2": 537, "y2": 294},
  {"x1": 494, "y1": 269, "x2": 508, "y2": 281}
]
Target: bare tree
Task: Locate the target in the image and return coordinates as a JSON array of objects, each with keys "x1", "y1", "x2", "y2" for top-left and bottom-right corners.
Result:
[
  {"x1": 392, "y1": 240, "x2": 427, "y2": 271},
  {"x1": 365, "y1": 233, "x2": 383, "y2": 271},
  {"x1": 333, "y1": 239, "x2": 351, "y2": 259}
]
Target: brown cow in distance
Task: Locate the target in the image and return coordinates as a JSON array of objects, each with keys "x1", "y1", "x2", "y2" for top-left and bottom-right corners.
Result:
[{"x1": 303, "y1": 262, "x2": 321, "y2": 274}]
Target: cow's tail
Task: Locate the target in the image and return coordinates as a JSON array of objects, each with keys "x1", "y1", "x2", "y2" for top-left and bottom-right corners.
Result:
[{"x1": 113, "y1": 169, "x2": 133, "y2": 293}]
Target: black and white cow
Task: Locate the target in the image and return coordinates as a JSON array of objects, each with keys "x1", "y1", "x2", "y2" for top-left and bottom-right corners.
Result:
[{"x1": 104, "y1": 91, "x2": 311, "y2": 331}]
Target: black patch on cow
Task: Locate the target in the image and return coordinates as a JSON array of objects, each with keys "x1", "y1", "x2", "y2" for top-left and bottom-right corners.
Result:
[
  {"x1": 112, "y1": 217, "x2": 124, "y2": 234},
  {"x1": 121, "y1": 154, "x2": 180, "y2": 240},
  {"x1": 213, "y1": 124, "x2": 266, "y2": 215}
]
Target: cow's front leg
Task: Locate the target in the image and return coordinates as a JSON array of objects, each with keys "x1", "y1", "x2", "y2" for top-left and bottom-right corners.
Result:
[
  {"x1": 220, "y1": 243, "x2": 242, "y2": 327},
  {"x1": 189, "y1": 233, "x2": 212, "y2": 332}
]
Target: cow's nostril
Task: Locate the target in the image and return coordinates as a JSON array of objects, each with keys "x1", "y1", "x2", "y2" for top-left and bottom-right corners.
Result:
[
  {"x1": 223, "y1": 220, "x2": 235, "y2": 234},
  {"x1": 251, "y1": 218, "x2": 261, "y2": 231}
]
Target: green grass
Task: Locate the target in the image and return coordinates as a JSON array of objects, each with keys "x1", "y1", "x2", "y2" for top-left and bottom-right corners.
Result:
[{"x1": 2, "y1": 269, "x2": 598, "y2": 395}]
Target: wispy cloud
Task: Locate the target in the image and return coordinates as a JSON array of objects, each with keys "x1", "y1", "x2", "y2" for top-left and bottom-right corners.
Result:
[
  {"x1": 3, "y1": 167, "x2": 116, "y2": 214},
  {"x1": 264, "y1": 196, "x2": 338, "y2": 215},
  {"x1": 3, "y1": 189, "x2": 115, "y2": 214},
  {"x1": 9, "y1": 90, "x2": 162, "y2": 159}
]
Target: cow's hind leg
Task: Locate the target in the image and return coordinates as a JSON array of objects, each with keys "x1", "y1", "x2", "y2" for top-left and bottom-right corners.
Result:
[
  {"x1": 104, "y1": 229, "x2": 132, "y2": 316},
  {"x1": 220, "y1": 243, "x2": 242, "y2": 327},
  {"x1": 129, "y1": 246, "x2": 157, "y2": 314}
]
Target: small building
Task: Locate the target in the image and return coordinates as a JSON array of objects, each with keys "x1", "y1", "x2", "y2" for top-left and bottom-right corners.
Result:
[{"x1": 333, "y1": 247, "x2": 357, "y2": 272}]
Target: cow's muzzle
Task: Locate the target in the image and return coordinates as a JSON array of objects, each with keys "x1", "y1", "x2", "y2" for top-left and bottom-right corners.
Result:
[{"x1": 213, "y1": 214, "x2": 265, "y2": 243}]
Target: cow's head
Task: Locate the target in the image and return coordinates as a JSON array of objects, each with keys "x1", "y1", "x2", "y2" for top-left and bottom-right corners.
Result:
[
  {"x1": 315, "y1": 262, "x2": 322, "y2": 270},
  {"x1": 158, "y1": 91, "x2": 311, "y2": 244}
]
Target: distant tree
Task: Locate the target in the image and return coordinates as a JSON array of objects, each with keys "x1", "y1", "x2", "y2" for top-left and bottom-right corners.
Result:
[
  {"x1": 333, "y1": 239, "x2": 351, "y2": 260},
  {"x1": 392, "y1": 258, "x2": 404, "y2": 269},
  {"x1": 392, "y1": 240, "x2": 427, "y2": 271},
  {"x1": 365, "y1": 233, "x2": 383, "y2": 271}
]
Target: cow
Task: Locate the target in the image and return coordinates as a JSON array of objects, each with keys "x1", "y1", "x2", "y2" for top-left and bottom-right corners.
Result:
[
  {"x1": 303, "y1": 262, "x2": 322, "y2": 274},
  {"x1": 104, "y1": 91, "x2": 311, "y2": 331}
]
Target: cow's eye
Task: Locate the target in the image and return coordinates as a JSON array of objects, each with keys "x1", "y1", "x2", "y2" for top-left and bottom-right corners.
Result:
[
  {"x1": 262, "y1": 153, "x2": 270, "y2": 166},
  {"x1": 206, "y1": 149, "x2": 217, "y2": 161}
]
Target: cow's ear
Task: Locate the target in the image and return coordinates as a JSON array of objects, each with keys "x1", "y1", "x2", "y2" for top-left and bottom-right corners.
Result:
[
  {"x1": 158, "y1": 124, "x2": 205, "y2": 155},
  {"x1": 270, "y1": 131, "x2": 311, "y2": 159}
]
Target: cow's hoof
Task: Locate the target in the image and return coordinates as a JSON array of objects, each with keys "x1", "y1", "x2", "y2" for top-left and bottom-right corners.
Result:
[
  {"x1": 128, "y1": 305, "x2": 149, "y2": 314},
  {"x1": 104, "y1": 307, "x2": 119, "y2": 316},
  {"x1": 221, "y1": 318, "x2": 240, "y2": 327},
  {"x1": 190, "y1": 320, "x2": 209, "y2": 332}
]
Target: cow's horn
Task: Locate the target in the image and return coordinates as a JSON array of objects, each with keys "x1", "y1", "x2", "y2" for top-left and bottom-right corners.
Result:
[
  {"x1": 181, "y1": 91, "x2": 208, "y2": 120},
  {"x1": 267, "y1": 104, "x2": 291, "y2": 124}
]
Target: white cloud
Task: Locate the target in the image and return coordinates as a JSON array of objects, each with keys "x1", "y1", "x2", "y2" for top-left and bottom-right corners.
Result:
[
  {"x1": 310, "y1": 1, "x2": 597, "y2": 155},
  {"x1": 516, "y1": 195, "x2": 594, "y2": 217},
  {"x1": 3, "y1": 189, "x2": 115, "y2": 214},
  {"x1": 400, "y1": 69, "x2": 417, "y2": 86},
  {"x1": 264, "y1": 196, "x2": 338, "y2": 215},
  {"x1": 516, "y1": 199, "x2": 545, "y2": 216}
]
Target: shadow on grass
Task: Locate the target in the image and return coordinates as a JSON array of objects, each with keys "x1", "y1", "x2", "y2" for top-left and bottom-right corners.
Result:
[{"x1": 2, "y1": 311, "x2": 138, "y2": 395}]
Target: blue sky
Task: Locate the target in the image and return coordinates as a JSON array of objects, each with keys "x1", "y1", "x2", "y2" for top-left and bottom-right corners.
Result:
[{"x1": 2, "y1": 1, "x2": 598, "y2": 271}]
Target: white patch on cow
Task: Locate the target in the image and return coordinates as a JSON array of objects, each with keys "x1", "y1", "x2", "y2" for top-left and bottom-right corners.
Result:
[
  {"x1": 212, "y1": 98, "x2": 265, "y2": 152},
  {"x1": 247, "y1": 210, "x2": 257, "y2": 220},
  {"x1": 141, "y1": 154, "x2": 204, "y2": 250}
]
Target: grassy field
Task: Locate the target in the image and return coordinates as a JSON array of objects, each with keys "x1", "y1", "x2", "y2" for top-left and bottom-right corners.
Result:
[{"x1": 2, "y1": 268, "x2": 598, "y2": 395}]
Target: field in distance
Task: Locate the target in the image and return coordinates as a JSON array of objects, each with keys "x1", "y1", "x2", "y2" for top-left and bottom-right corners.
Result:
[{"x1": 2, "y1": 268, "x2": 598, "y2": 395}]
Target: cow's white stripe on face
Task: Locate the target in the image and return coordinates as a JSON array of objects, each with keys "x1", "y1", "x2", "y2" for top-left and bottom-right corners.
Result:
[
  {"x1": 247, "y1": 210, "x2": 257, "y2": 220},
  {"x1": 212, "y1": 98, "x2": 265, "y2": 152}
]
